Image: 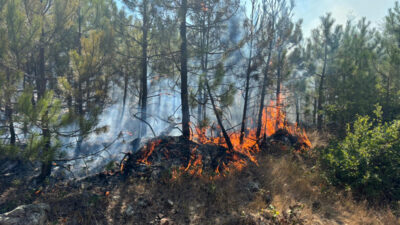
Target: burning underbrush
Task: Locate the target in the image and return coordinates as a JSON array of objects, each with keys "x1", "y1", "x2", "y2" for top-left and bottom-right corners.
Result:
[
  {"x1": 121, "y1": 99, "x2": 312, "y2": 180},
  {"x1": 120, "y1": 128, "x2": 310, "y2": 181},
  {"x1": 121, "y1": 136, "x2": 252, "y2": 180}
]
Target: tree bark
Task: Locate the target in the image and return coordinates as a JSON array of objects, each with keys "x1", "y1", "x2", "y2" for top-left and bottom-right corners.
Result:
[
  {"x1": 36, "y1": 126, "x2": 52, "y2": 183},
  {"x1": 5, "y1": 68, "x2": 16, "y2": 145},
  {"x1": 240, "y1": 2, "x2": 255, "y2": 144},
  {"x1": 75, "y1": 4, "x2": 84, "y2": 155},
  {"x1": 313, "y1": 96, "x2": 317, "y2": 125},
  {"x1": 275, "y1": 49, "x2": 282, "y2": 129},
  {"x1": 317, "y1": 42, "x2": 328, "y2": 131},
  {"x1": 240, "y1": 58, "x2": 252, "y2": 144},
  {"x1": 180, "y1": 0, "x2": 190, "y2": 139},
  {"x1": 197, "y1": 14, "x2": 206, "y2": 124},
  {"x1": 140, "y1": 0, "x2": 149, "y2": 137},
  {"x1": 120, "y1": 68, "x2": 128, "y2": 123},
  {"x1": 295, "y1": 96, "x2": 300, "y2": 125},
  {"x1": 36, "y1": 25, "x2": 52, "y2": 182},
  {"x1": 5, "y1": 104, "x2": 15, "y2": 145},
  {"x1": 256, "y1": 39, "x2": 273, "y2": 139}
]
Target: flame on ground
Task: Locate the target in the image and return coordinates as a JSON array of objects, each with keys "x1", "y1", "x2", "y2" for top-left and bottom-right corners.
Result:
[
  {"x1": 137, "y1": 139, "x2": 162, "y2": 165},
  {"x1": 135, "y1": 96, "x2": 311, "y2": 179}
]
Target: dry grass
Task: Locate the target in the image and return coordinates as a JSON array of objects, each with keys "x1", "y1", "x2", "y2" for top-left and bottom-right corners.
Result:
[
  {"x1": 3, "y1": 143, "x2": 396, "y2": 224},
  {"x1": 307, "y1": 130, "x2": 331, "y2": 148},
  {"x1": 91, "y1": 151, "x2": 398, "y2": 225},
  {"x1": 254, "y1": 153, "x2": 399, "y2": 225}
]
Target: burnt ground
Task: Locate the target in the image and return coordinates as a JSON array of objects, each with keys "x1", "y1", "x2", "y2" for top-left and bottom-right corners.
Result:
[{"x1": 0, "y1": 136, "x2": 399, "y2": 225}]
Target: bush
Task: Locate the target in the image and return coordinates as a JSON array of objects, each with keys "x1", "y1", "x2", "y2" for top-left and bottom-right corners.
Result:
[{"x1": 320, "y1": 105, "x2": 400, "y2": 202}]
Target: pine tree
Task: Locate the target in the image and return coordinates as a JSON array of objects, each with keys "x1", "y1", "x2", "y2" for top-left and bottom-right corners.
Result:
[{"x1": 256, "y1": 0, "x2": 293, "y2": 139}]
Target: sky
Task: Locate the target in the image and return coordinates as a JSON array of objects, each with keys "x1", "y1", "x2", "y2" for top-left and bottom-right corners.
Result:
[
  {"x1": 293, "y1": 0, "x2": 396, "y2": 37},
  {"x1": 115, "y1": 0, "x2": 396, "y2": 37}
]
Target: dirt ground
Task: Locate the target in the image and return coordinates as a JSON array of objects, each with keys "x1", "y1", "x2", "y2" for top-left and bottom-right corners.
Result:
[{"x1": 1, "y1": 141, "x2": 398, "y2": 225}]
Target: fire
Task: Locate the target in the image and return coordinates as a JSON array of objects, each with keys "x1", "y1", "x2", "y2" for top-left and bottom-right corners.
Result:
[
  {"x1": 138, "y1": 139, "x2": 162, "y2": 165},
  {"x1": 184, "y1": 146, "x2": 203, "y2": 176},
  {"x1": 189, "y1": 94, "x2": 311, "y2": 175},
  {"x1": 133, "y1": 94, "x2": 311, "y2": 179}
]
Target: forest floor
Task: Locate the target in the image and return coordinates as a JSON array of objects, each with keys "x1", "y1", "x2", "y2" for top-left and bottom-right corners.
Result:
[{"x1": 0, "y1": 134, "x2": 399, "y2": 225}]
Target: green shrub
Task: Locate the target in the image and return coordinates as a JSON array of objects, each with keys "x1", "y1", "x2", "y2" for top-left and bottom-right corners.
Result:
[{"x1": 320, "y1": 105, "x2": 400, "y2": 202}]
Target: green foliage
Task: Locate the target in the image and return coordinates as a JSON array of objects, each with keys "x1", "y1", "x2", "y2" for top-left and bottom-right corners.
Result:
[
  {"x1": 320, "y1": 105, "x2": 400, "y2": 201},
  {"x1": 17, "y1": 90, "x2": 66, "y2": 162},
  {"x1": 210, "y1": 63, "x2": 237, "y2": 108}
]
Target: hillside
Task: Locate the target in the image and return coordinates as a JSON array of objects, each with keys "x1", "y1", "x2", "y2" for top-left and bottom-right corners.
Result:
[{"x1": 1, "y1": 134, "x2": 398, "y2": 225}]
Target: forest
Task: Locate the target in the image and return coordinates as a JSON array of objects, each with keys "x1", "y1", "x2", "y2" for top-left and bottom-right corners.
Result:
[{"x1": 0, "y1": 0, "x2": 399, "y2": 224}]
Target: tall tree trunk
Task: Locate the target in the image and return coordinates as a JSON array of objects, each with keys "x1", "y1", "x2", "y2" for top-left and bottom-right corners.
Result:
[
  {"x1": 5, "y1": 103, "x2": 15, "y2": 145},
  {"x1": 240, "y1": 2, "x2": 255, "y2": 144},
  {"x1": 37, "y1": 31, "x2": 46, "y2": 100},
  {"x1": 180, "y1": 0, "x2": 190, "y2": 139},
  {"x1": 5, "y1": 68, "x2": 16, "y2": 145},
  {"x1": 256, "y1": 39, "x2": 273, "y2": 139},
  {"x1": 295, "y1": 96, "x2": 300, "y2": 125},
  {"x1": 66, "y1": 72, "x2": 73, "y2": 110},
  {"x1": 75, "y1": 3, "x2": 84, "y2": 155},
  {"x1": 206, "y1": 81, "x2": 233, "y2": 150},
  {"x1": 197, "y1": 85, "x2": 203, "y2": 124},
  {"x1": 239, "y1": 47, "x2": 254, "y2": 144},
  {"x1": 317, "y1": 42, "x2": 327, "y2": 131},
  {"x1": 239, "y1": 58, "x2": 252, "y2": 144},
  {"x1": 275, "y1": 49, "x2": 282, "y2": 129},
  {"x1": 202, "y1": 13, "x2": 210, "y2": 123},
  {"x1": 36, "y1": 26, "x2": 52, "y2": 182},
  {"x1": 140, "y1": 0, "x2": 149, "y2": 138},
  {"x1": 120, "y1": 69, "x2": 128, "y2": 123},
  {"x1": 36, "y1": 124, "x2": 52, "y2": 183},
  {"x1": 197, "y1": 14, "x2": 206, "y2": 125},
  {"x1": 313, "y1": 96, "x2": 317, "y2": 125}
]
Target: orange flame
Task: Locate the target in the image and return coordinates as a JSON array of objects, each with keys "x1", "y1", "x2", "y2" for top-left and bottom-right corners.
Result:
[
  {"x1": 190, "y1": 94, "x2": 311, "y2": 175},
  {"x1": 134, "y1": 94, "x2": 311, "y2": 179},
  {"x1": 138, "y1": 139, "x2": 162, "y2": 165}
]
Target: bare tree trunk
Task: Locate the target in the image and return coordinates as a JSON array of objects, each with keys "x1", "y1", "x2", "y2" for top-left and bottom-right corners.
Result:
[
  {"x1": 240, "y1": 58, "x2": 252, "y2": 144},
  {"x1": 240, "y1": 1, "x2": 255, "y2": 144},
  {"x1": 5, "y1": 68, "x2": 16, "y2": 145},
  {"x1": 180, "y1": 0, "x2": 190, "y2": 139},
  {"x1": 313, "y1": 96, "x2": 317, "y2": 125},
  {"x1": 75, "y1": 4, "x2": 84, "y2": 155},
  {"x1": 256, "y1": 39, "x2": 273, "y2": 139},
  {"x1": 36, "y1": 125, "x2": 52, "y2": 183},
  {"x1": 197, "y1": 14, "x2": 206, "y2": 125},
  {"x1": 139, "y1": 0, "x2": 149, "y2": 138},
  {"x1": 5, "y1": 104, "x2": 15, "y2": 145},
  {"x1": 275, "y1": 49, "x2": 282, "y2": 129},
  {"x1": 36, "y1": 26, "x2": 52, "y2": 183},
  {"x1": 317, "y1": 42, "x2": 327, "y2": 131},
  {"x1": 295, "y1": 96, "x2": 300, "y2": 125}
]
